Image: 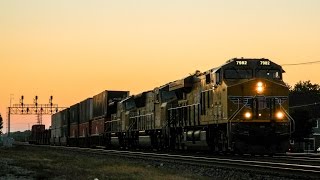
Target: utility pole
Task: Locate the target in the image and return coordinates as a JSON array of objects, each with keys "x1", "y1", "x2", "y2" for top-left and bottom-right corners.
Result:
[{"x1": 7, "y1": 94, "x2": 14, "y2": 137}]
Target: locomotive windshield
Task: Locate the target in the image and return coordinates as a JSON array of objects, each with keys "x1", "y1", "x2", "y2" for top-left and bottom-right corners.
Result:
[
  {"x1": 222, "y1": 59, "x2": 284, "y2": 80},
  {"x1": 256, "y1": 69, "x2": 281, "y2": 79},
  {"x1": 224, "y1": 69, "x2": 253, "y2": 79},
  {"x1": 125, "y1": 98, "x2": 136, "y2": 110},
  {"x1": 224, "y1": 69, "x2": 282, "y2": 80},
  {"x1": 161, "y1": 91, "x2": 176, "y2": 102}
]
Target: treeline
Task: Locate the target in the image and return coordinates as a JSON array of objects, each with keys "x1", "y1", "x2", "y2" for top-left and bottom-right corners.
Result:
[
  {"x1": 7, "y1": 130, "x2": 31, "y2": 142},
  {"x1": 289, "y1": 80, "x2": 320, "y2": 142}
]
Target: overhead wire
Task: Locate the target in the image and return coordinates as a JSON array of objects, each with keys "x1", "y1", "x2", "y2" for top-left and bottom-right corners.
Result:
[
  {"x1": 289, "y1": 102, "x2": 320, "y2": 109},
  {"x1": 281, "y1": 60, "x2": 320, "y2": 66}
]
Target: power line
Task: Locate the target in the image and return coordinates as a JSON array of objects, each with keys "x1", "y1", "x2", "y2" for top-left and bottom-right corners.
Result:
[
  {"x1": 281, "y1": 60, "x2": 320, "y2": 66},
  {"x1": 289, "y1": 102, "x2": 320, "y2": 109}
]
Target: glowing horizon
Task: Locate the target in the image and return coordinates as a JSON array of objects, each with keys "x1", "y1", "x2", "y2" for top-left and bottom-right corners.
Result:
[{"x1": 1, "y1": 0, "x2": 320, "y2": 132}]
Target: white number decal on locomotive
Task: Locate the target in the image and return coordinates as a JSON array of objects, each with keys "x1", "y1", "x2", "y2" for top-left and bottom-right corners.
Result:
[
  {"x1": 260, "y1": 61, "x2": 270, "y2": 66},
  {"x1": 236, "y1": 61, "x2": 247, "y2": 65}
]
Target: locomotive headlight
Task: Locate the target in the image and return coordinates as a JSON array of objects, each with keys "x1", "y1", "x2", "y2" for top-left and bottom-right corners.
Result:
[
  {"x1": 256, "y1": 81, "x2": 264, "y2": 93},
  {"x1": 244, "y1": 112, "x2": 252, "y2": 119},
  {"x1": 276, "y1": 111, "x2": 284, "y2": 119}
]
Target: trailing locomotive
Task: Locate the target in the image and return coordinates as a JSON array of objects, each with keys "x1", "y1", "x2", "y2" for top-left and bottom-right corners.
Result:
[{"x1": 48, "y1": 58, "x2": 292, "y2": 154}]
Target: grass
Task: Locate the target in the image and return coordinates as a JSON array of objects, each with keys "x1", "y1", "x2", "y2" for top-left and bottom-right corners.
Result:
[{"x1": 0, "y1": 145, "x2": 208, "y2": 180}]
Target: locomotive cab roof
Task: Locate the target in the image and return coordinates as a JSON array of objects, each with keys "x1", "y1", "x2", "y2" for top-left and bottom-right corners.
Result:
[
  {"x1": 204, "y1": 58, "x2": 285, "y2": 82},
  {"x1": 225, "y1": 58, "x2": 284, "y2": 72},
  {"x1": 205, "y1": 58, "x2": 285, "y2": 73}
]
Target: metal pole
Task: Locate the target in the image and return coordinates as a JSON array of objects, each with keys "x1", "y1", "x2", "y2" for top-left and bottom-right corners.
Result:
[
  {"x1": 8, "y1": 94, "x2": 13, "y2": 137},
  {"x1": 7, "y1": 107, "x2": 10, "y2": 137}
]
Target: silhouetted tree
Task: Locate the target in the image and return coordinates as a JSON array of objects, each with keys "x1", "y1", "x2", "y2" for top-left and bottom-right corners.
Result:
[
  {"x1": 9, "y1": 130, "x2": 31, "y2": 142},
  {"x1": 0, "y1": 114, "x2": 3, "y2": 135},
  {"x1": 289, "y1": 81, "x2": 320, "y2": 148},
  {"x1": 292, "y1": 80, "x2": 320, "y2": 93}
]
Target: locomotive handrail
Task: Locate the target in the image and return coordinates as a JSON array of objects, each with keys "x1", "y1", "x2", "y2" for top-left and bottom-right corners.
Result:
[
  {"x1": 106, "y1": 118, "x2": 121, "y2": 123},
  {"x1": 279, "y1": 104, "x2": 295, "y2": 134},
  {"x1": 106, "y1": 118, "x2": 122, "y2": 133},
  {"x1": 227, "y1": 101, "x2": 249, "y2": 150},
  {"x1": 165, "y1": 103, "x2": 201, "y2": 128},
  {"x1": 228, "y1": 103, "x2": 248, "y2": 122},
  {"x1": 128, "y1": 112, "x2": 155, "y2": 131},
  {"x1": 168, "y1": 103, "x2": 200, "y2": 111},
  {"x1": 129, "y1": 113, "x2": 154, "y2": 119},
  {"x1": 128, "y1": 116, "x2": 138, "y2": 131},
  {"x1": 164, "y1": 108, "x2": 178, "y2": 128}
]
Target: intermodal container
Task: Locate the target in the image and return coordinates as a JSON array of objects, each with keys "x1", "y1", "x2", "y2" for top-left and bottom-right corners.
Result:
[
  {"x1": 60, "y1": 108, "x2": 69, "y2": 145},
  {"x1": 51, "y1": 111, "x2": 62, "y2": 145},
  {"x1": 61, "y1": 108, "x2": 70, "y2": 127},
  {"x1": 69, "y1": 103, "x2": 80, "y2": 124},
  {"x1": 79, "y1": 98, "x2": 93, "y2": 123},
  {"x1": 91, "y1": 118, "x2": 105, "y2": 136},
  {"x1": 79, "y1": 122, "x2": 90, "y2": 137},
  {"x1": 92, "y1": 90, "x2": 129, "y2": 118}
]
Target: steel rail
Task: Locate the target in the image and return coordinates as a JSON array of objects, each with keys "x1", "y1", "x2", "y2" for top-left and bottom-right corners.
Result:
[{"x1": 16, "y1": 143, "x2": 320, "y2": 179}]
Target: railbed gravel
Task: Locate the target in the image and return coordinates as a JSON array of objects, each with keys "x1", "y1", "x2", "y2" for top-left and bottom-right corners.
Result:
[
  {"x1": 104, "y1": 152, "x2": 315, "y2": 180},
  {"x1": 72, "y1": 148, "x2": 316, "y2": 180},
  {"x1": 1, "y1": 146, "x2": 316, "y2": 180}
]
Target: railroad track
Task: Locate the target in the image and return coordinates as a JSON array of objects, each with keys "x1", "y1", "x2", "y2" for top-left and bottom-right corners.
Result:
[
  {"x1": 95, "y1": 150, "x2": 320, "y2": 178},
  {"x1": 16, "y1": 143, "x2": 320, "y2": 179}
]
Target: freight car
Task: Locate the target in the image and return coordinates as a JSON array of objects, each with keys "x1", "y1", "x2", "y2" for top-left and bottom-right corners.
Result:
[
  {"x1": 29, "y1": 124, "x2": 51, "y2": 145},
  {"x1": 48, "y1": 58, "x2": 292, "y2": 154}
]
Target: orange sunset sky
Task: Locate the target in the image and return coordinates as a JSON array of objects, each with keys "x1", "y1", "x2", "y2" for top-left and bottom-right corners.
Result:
[{"x1": 1, "y1": 0, "x2": 320, "y2": 132}]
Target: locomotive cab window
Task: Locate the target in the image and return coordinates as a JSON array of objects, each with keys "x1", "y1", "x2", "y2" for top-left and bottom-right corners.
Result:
[
  {"x1": 216, "y1": 71, "x2": 221, "y2": 84},
  {"x1": 256, "y1": 69, "x2": 281, "y2": 79},
  {"x1": 125, "y1": 99, "x2": 136, "y2": 111},
  {"x1": 161, "y1": 91, "x2": 177, "y2": 102},
  {"x1": 205, "y1": 74, "x2": 211, "y2": 84},
  {"x1": 224, "y1": 69, "x2": 253, "y2": 79}
]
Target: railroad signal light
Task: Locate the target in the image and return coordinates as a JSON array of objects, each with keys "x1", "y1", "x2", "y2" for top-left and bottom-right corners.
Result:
[
  {"x1": 20, "y1": 95, "x2": 24, "y2": 106},
  {"x1": 34, "y1": 95, "x2": 38, "y2": 106},
  {"x1": 49, "y1": 96, "x2": 53, "y2": 106}
]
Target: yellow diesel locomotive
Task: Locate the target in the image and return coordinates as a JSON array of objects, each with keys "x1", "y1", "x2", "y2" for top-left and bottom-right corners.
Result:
[
  {"x1": 50, "y1": 58, "x2": 292, "y2": 154},
  {"x1": 104, "y1": 58, "x2": 292, "y2": 154}
]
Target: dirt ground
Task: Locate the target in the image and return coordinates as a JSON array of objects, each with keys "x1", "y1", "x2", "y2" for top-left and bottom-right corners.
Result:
[{"x1": 0, "y1": 145, "x2": 207, "y2": 180}]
